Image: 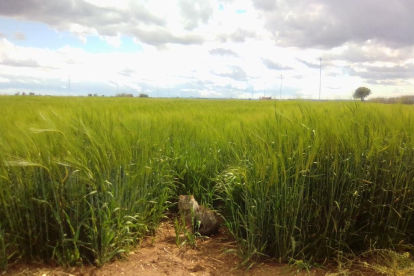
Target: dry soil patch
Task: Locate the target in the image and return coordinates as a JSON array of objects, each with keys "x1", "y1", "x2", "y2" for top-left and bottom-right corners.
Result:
[{"x1": 4, "y1": 220, "x2": 325, "y2": 276}]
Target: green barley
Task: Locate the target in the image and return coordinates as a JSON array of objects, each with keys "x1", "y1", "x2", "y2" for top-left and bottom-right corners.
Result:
[{"x1": 0, "y1": 97, "x2": 414, "y2": 271}]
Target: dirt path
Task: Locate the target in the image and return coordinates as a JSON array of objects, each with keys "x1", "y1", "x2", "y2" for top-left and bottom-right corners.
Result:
[{"x1": 5, "y1": 220, "x2": 325, "y2": 276}]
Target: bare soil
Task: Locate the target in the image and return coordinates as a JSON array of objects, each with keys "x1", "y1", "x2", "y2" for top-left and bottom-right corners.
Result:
[{"x1": 4, "y1": 220, "x2": 327, "y2": 276}]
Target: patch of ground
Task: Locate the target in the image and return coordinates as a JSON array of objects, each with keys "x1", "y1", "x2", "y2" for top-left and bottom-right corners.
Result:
[{"x1": 4, "y1": 220, "x2": 326, "y2": 276}]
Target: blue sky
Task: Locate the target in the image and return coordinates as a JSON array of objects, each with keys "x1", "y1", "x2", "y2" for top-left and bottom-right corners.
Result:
[
  {"x1": 0, "y1": 0, "x2": 413, "y2": 98},
  {"x1": 0, "y1": 17, "x2": 142, "y2": 53}
]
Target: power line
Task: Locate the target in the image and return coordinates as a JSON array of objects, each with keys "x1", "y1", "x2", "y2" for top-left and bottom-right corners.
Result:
[{"x1": 280, "y1": 75, "x2": 283, "y2": 100}]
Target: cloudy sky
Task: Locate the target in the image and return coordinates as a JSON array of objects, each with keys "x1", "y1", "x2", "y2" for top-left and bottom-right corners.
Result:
[{"x1": 0, "y1": 0, "x2": 413, "y2": 99}]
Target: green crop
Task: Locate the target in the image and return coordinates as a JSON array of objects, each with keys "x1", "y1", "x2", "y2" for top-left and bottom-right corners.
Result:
[{"x1": 0, "y1": 96, "x2": 414, "y2": 271}]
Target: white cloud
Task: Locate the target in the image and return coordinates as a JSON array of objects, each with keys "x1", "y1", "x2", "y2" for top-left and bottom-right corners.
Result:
[
  {"x1": 0, "y1": 77, "x2": 10, "y2": 83},
  {"x1": 199, "y1": 89, "x2": 221, "y2": 97},
  {"x1": 0, "y1": 1, "x2": 413, "y2": 98},
  {"x1": 101, "y1": 35, "x2": 122, "y2": 48}
]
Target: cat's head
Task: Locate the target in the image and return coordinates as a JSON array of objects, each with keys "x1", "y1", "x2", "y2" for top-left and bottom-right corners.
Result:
[{"x1": 178, "y1": 195, "x2": 196, "y2": 210}]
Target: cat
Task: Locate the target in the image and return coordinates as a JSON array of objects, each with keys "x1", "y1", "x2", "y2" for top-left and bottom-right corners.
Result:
[{"x1": 178, "y1": 195, "x2": 220, "y2": 236}]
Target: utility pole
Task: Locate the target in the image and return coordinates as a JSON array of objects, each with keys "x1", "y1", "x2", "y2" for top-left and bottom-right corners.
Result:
[
  {"x1": 68, "y1": 75, "x2": 71, "y2": 96},
  {"x1": 280, "y1": 75, "x2": 283, "y2": 100},
  {"x1": 263, "y1": 82, "x2": 266, "y2": 97},
  {"x1": 319, "y1": 58, "x2": 322, "y2": 100},
  {"x1": 117, "y1": 83, "x2": 119, "y2": 95}
]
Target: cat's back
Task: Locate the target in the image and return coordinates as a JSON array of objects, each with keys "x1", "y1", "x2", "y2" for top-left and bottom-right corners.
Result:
[{"x1": 198, "y1": 206, "x2": 220, "y2": 236}]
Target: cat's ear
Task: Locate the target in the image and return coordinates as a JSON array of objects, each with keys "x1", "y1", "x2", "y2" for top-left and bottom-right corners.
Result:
[
  {"x1": 190, "y1": 195, "x2": 195, "y2": 200},
  {"x1": 179, "y1": 195, "x2": 184, "y2": 200}
]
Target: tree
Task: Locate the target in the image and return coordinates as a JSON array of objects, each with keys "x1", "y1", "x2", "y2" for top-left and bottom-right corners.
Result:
[{"x1": 353, "y1": 87, "x2": 371, "y2": 101}]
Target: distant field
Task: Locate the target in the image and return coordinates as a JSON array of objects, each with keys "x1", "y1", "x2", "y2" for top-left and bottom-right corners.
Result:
[{"x1": 1, "y1": 96, "x2": 414, "y2": 270}]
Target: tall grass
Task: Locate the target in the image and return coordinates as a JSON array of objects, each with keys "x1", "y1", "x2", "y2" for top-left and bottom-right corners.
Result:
[
  {"x1": 1, "y1": 97, "x2": 414, "y2": 270},
  {"x1": 216, "y1": 102, "x2": 414, "y2": 264}
]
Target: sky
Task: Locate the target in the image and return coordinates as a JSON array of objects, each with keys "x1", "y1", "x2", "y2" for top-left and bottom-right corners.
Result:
[{"x1": 0, "y1": 0, "x2": 413, "y2": 99}]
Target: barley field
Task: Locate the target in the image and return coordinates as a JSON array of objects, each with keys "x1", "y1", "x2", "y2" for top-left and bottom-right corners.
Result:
[{"x1": 1, "y1": 96, "x2": 414, "y2": 270}]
